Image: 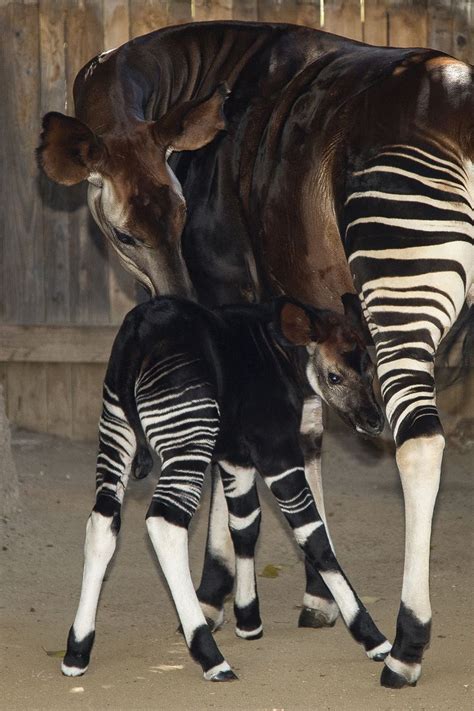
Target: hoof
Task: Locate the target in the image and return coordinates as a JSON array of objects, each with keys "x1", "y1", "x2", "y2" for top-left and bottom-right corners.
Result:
[
  {"x1": 210, "y1": 669, "x2": 238, "y2": 682},
  {"x1": 380, "y1": 665, "x2": 417, "y2": 688},
  {"x1": 372, "y1": 651, "x2": 390, "y2": 662},
  {"x1": 298, "y1": 607, "x2": 337, "y2": 629}
]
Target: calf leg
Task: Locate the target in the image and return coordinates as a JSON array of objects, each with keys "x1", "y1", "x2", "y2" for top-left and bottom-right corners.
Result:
[
  {"x1": 62, "y1": 386, "x2": 136, "y2": 676},
  {"x1": 254, "y1": 444, "x2": 391, "y2": 660},
  {"x1": 146, "y1": 454, "x2": 237, "y2": 681},
  {"x1": 219, "y1": 461, "x2": 263, "y2": 640},
  {"x1": 195, "y1": 465, "x2": 235, "y2": 631},
  {"x1": 299, "y1": 396, "x2": 339, "y2": 629}
]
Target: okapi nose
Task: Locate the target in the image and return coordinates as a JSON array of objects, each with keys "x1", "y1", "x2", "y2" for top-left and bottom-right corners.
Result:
[{"x1": 361, "y1": 409, "x2": 385, "y2": 435}]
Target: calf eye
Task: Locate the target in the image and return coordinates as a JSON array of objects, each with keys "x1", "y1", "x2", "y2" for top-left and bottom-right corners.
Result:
[
  {"x1": 328, "y1": 372, "x2": 342, "y2": 384},
  {"x1": 113, "y1": 228, "x2": 135, "y2": 246}
]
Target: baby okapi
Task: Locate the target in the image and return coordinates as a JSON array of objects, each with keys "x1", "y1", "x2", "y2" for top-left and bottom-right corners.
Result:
[{"x1": 62, "y1": 296, "x2": 389, "y2": 681}]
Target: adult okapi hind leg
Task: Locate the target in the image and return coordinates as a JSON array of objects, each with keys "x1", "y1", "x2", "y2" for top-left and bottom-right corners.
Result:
[
  {"x1": 345, "y1": 137, "x2": 473, "y2": 687},
  {"x1": 62, "y1": 385, "x2": 136, "y2": 676}
]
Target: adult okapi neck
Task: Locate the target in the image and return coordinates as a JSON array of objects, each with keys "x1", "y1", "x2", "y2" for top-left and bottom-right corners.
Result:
[{"x1": 72, "y1": 23, "x2": 276, "y2": 134}]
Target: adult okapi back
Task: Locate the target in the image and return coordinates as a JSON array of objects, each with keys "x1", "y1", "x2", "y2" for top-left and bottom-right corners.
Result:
[{"x1": 37, "y1": 21, "x2": 473, "y2": 689}]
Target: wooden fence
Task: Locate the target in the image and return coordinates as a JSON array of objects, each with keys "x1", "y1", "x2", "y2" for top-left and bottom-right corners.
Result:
[{"x1": 0, "y1": 0, "x2": 472, "y2": 439}]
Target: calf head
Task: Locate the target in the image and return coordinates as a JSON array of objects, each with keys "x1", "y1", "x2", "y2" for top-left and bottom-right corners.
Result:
[
  {"x1": 276, "y1": 295, "x2": 384, "y2": 436},
  {"x1": 37, "y1": 84, "x2": 229, "y2": 297}
]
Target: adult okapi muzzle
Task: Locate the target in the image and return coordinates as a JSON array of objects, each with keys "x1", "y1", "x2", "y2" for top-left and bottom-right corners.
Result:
[{"x1": 36, "y1": 84, "x2": 230, "y2": 298}]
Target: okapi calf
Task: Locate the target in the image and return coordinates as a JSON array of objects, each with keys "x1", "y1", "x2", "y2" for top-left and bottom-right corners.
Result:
[{"x1": 62, "y1": 296, "x2": 389, "y2": 681}]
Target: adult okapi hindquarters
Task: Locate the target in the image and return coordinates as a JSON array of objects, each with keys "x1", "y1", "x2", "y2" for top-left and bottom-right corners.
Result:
[{"x1": 37, "y1": 22, "x2": 473, "y2": 688}]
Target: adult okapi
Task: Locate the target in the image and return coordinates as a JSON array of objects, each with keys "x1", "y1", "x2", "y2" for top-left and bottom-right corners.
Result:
[{"x1": 37, "y1": 21, "x2": 473, "y2": 689}]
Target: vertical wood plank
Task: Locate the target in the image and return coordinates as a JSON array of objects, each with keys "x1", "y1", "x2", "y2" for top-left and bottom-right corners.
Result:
[
  {"x1": 387, "y1": 0, "x2": 428, "y2": 48},
  {"x1": 72, "y1": 363, "x2": 107, "y2": 440},
  {"x1": 65, "y1": 0, "x2": 110, "y2": 326},
  {"x1": 452, "y1": 0, "x2": 473, "y2": 63},
  {"x1": 364, "y1": 0, "x2": 388, "y2": 45},
  {"x1": 39, "y1": 0, "x2": 72, "y2": 324},
  {"x1": 324, "y1": 0, "x2": 363, "y2": 40},
  {"x1": 232, "y1": 0, "x2": 258, "y2": 21},
  {"x1": 46, "y1": 363, "x2": 73, "y2": 438},
  {"x1": 103, "y1": 0, "x2": 130, "y2": 50},
  {"x1": 168, "y1": 0, "x2": 192, "y2": 24},
  {"x1": 427, "y1": 0, "x2": 453, "y2": 55},
  {"x1": 258, "y1": 0, "x2": 298, "y2": 23},
  {"x1": 129, "y1": 0, "x2": 169, "y2": 38},
  {"x1": 295, "y1": 0, "x2": 321, "y2": 28},
  {"x1": 0, "y1": 365, "x2": 8, "y2": 415},
  {"x1": 7, "y1": 363, "x2": 48, "y2": 433},
  {"x1": 193, "y1": 0, "x2": 233, "y2": 21},
  {"x1": 0, "y1": 1, "x2": 45, "y2": 324}
]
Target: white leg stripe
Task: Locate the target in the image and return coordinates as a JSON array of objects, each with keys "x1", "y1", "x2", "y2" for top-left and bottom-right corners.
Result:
[
  {"x1": 229, "y1": 507, "x2": 260, "y2": 532},
  {"x1": 320, "y1": 570, "x2": 359, "y2": 626},
  {"x1": 235, "y1": 624, "x2": 263, "y2": 639},
  {"x1": 293, "y1": 520, "x2": 323, "y2": 545},
  {"x1": 235, "y1": 557, "x2": 256, "y2": 610},
  {"x1": 366, "y1": 639, "x2": 392, "y2": 659}
]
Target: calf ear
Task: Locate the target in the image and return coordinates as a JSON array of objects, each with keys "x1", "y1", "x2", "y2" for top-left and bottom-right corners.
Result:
[
  {"x1": 278, "y1": 301, "x2": 314, "y2": 346},
  {"x1": 37, "y1": 112, "x2": 105, "y2": 185},
  {"x1": 153, "y1": 83, "x2": 230, "y2": 152}
]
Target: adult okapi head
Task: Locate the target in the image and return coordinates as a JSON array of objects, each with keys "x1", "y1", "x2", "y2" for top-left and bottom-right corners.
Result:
[
  {"x1": 276, "y1": 295, "x2": 384, "y2": 436},
  {"x1": 36, "y1": 84, "x2": 230, "y2": 297}
]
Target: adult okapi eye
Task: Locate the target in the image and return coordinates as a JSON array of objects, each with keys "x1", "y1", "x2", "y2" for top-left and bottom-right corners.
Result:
[
  {"x1": 328, "y1": 372, "x2": 342, "y2": 384},
  {"x1": 113, "y1": 228, "x2": 135, "y2": 246}
]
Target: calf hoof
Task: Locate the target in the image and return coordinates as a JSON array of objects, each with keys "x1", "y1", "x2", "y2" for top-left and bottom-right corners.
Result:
[
  {"x1": 204, "y1": 662, "x2": 238, "y2": 682},
  {"x1": 210, "y1": 669, "x2": 239, "y2": 682},
  {"x1": 380, "y1": 665, "x2": 417, "y2": 689},
  {"x1": 235, "y1": 624, "x2": 263, "y2": 641},
  {"x1": 61, "y1": 628, "x2": 94, "y2": 677},
  {"x1": 298, "y1": 607, "x2": 337, "y2": 629}
]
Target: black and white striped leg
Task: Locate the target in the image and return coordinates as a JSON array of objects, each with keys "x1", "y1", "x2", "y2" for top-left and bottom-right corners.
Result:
[
  {"x1": 257, "y1": 447, "x2": 391, "y2": 660},
  {"x1": 298, "y1": 397, "x2": 339, "y2": 629},
  {"x1": 146, "y1": 454, "x2": 237, "y2": 681},
  {"x1": 381, "y1": 432, "x2": 444, "y2": 688},
  {"x1": 195, "y1": 465, "x2": 235, "y2": 631},
  {"x1": 219, "y1": 461, "x2": 263, "y2": 640},
  {"x1": 62, "y1": 387, "x2": 135, "y2": 677}
]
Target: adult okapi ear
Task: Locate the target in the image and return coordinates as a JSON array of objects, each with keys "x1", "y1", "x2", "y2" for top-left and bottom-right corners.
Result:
[
  {"x1": 341, "y1": 292, "x2": 372, "y2": 344},
  {"x1": 36, "y1": 112, "x2": 106, "y2": 186},
  {"x1": 153, "y1": 82, "x2": 230, "y2": 152}
]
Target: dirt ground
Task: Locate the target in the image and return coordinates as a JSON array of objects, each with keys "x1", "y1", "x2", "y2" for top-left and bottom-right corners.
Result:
[{"x1": 1, "y1": 414, "x2": 472, "y2": 711}]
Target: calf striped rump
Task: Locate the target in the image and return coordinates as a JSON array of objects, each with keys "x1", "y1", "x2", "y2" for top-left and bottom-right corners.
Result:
[
  {"x1": 136, "y1": 353, "x2": 220, "y2": 526},
  {"x1": 346, "y1": 141, "x2": 473, "y2": 444}
]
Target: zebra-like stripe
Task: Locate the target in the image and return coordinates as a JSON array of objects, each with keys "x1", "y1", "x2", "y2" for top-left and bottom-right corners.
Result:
[
  {"x1": 136, "y1": 353, "x2": 219, "y2": 521},
  {"x1": 345, "y1": 142, "x2": 473, "y2": 441}
]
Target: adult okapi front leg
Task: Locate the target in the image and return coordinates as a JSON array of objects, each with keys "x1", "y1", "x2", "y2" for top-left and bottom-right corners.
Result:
[{"x1": 345, "y1": 136, "x2": 473, "y2": 687}]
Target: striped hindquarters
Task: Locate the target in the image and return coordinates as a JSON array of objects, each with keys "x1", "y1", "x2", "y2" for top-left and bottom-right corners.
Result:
[
  {"x1": 136, "y1": 353, "x2": 220, "y2": 522},
  {"x1": 345, "y1": 142, "x2": 473, "y2": 443}
]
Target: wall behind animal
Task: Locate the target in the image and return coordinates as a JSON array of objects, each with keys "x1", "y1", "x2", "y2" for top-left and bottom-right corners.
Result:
[{"x1": 0, "y1": 0, "x2": 472, "y2": 439}]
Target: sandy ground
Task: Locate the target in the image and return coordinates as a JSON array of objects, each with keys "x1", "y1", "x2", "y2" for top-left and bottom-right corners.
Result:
[{"x1": 1, "y1": 416, "x2": 472, "y2": 711}]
